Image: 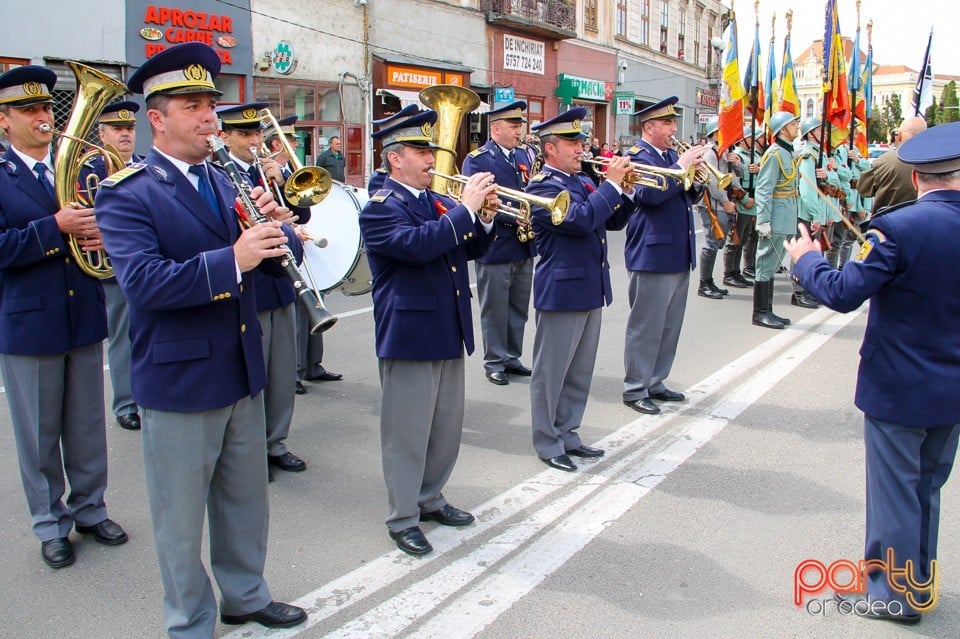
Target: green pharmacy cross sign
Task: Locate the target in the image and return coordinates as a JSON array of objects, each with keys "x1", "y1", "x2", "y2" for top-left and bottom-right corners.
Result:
[
  {"x1": 272, "y1": 41, "x2": 296, "y2": 75},
  {"x1": 556, "y1": 77, "x2": 578, "y2": 106}
]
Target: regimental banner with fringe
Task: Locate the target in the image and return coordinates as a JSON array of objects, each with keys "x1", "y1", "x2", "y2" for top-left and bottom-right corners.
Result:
[
  {"x1": 718, "y1": 14, "x2": 746, "y2": 153},
  {"x1": 823, "y1": 0, "x2": 851, "y2": 150}
]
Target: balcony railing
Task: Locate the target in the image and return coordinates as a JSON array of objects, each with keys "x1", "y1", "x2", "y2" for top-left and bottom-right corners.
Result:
[{"x1": 480, "y1": 0, "x2": 577, "y2": 40}]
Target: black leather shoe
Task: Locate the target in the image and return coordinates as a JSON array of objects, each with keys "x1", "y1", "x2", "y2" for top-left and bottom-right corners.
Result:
[
  {"x1": 649, "y1": 389, "x2": 685, "y2": 402},
  {"x1": 41, "y1": 537, "x2": 74, "y2": 569},
  {"x1": 541, "y1": 454, "x2": 577, "y2": 472},
  {"x1": 116, "y1": 413, "x2": 141, "y2": 430},
  {"x1": 791, "y1": 293, "x2": 820, "y2": 309},
  {"x1": 566, "y1": 445, "x2": 605, "y2": 458},
  {"x1": 623, "y1": 398, "x2": 661, "y2": 415},
  {"x1": 504, "y1": 363, "x2": 532, "y2": 376},
  {"x1": 709, "y1": 280, "x2": 729, "y2": 296},
  {"x1": 307, "y1": 367, "x2": 342, "y2": 382},
  {"x1": 833, "y1": 592, "x2": 921, "y2": 625},
  {"x1": 421, "y1": 504, "x2": 475, "y2": 527},
  {"x1": 75, "y1": 519, "x2": 128, "y2": 546},
  {"x1": 221, "y1": 601, "x2": 308, "y2": 628},
  {"x1": 389, "y1": 526, "x2": 433, "y2": 556},
  {"x1": 485, "y1": 371, "x2": 509, "y2": 385},
  {"x1": 697, "y1": 282, "x2": 724, "y2": 299},
  {"x1": 294, "y1": 381, "x2": 306, "y2": 395},
  {"x1": 735, "y1": 273, "x2": 754, "y2": 287},
  {"x1": 742, "y1": 268, "x2": 756, "y2": 279},
  {"x1": 268, "y1": 452, "x2": 307, "y2": 472},
  {"x1": 722, "y1": 274, "x2": 749, "y2": 288}
]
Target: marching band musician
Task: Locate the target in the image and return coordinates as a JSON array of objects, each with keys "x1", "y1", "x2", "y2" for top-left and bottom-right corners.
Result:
[
  {"x1": 792, "y1": 116, "x2": 828, "y2": 310},
  {"x1": 752, "y1": 111, "x2": 800, "y2": 330},
  {"x1": 217, "y1": 103, "x2": 310, "y2": 479},
  {"x1": 696, "y1": 116, "x2": 735, "y2": 300},
  {"x1": 80, "y1": 100, "x2": 145, "y2": 431},
  {"x1": 462, "y1": 101, "x2": 536, "y2": 386},
  {"x1": 93, "y1": 43, "x2": 306, "y2": 635},
  {"x1": 366, "y1": 104, "x2": 420, "y2": 194},
  {"x1": 722, "y1": 125, "x2": 760, "y2": 288},
  {"x1": 525, "y1": 107, "x2": 636, "y2": 471},
  {"x1": 359, "y1": 107, "x2": 498, "y2": 556},
  {"x1": 0, "y1": 66, "x2": 127, "y2": 570},
  {"x1": 265, "y1": 115, "x2": 343, "y2": 391},
  {"x1": 622, "y1": 97, "x2": 706, "y2": 416}
]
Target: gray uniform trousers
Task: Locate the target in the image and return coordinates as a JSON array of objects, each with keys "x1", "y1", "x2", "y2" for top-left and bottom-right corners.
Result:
[
  {"x1": 826, "y1": 223, "x2": 855, "y2": 269},
  {"x1": 623, "y1": 270, "x2": 689, "y2": 402},
  {"x1": 475, "y1": 259, "x2": 533, "y2": 373},
  {"x1": 530, "y1": 308, "x2": 602, "y2": 460},
  {"x1": 0, "y1": 342, "x2": 109, "y2": 541},
  {"x1": 791, "y1": 220, "x2": 816, "y2": 295},
  {"x1": 379, "y1": 355, "x2": 464, "y2": 532},
  {"x1": 103, "y1": 280, "x2": 136, "y2": 416},
  {"x1": 141, "y1": 394, "x2": 271, "y2": 639},
  {"x1": 258, "y1": 303, "x2": 297, "y2": 457},
  {"x1": 754, "y1": 233, "x2": 790, "y2": 282},
  {"x1": 698, "y1": 205, "x2": 729, "y2": 281},
  {"x1": 863, "y1": 416, "x2": 960, "y2": 609},
  {"x1": 295, "y1": 297, "x2": 325, "y2": 381}
]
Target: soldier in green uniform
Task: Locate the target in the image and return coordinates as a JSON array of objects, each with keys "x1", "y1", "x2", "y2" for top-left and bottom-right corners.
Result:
[
  {"x1": 826, "y1": 144, "x2": 855, "y2": 268},
  {"x1": 752, "y1": 111, "x2": 800, "y2": 330},
  {"x1": 792, "y1": 117, "x2": 827, "y2": 309},
  {"x1": 722, "y1": 126, "x2": 761, "y2": 287}
]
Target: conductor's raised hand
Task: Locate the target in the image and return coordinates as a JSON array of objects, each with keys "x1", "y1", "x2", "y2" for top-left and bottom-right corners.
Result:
[{"x1": 234, "y1": 220, "x2": 288, "y2": 272}]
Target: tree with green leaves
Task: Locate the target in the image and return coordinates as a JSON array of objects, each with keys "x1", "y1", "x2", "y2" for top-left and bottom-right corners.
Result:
[
  {"x1": 925, "y1": 96, "x2": 937, "y2": 127},
  {"x1": 941, "y1": 80, "x2": 959, "y2": 124}
]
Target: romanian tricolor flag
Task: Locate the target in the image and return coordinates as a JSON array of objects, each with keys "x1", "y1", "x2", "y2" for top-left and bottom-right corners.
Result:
[
  {"x1": 764, "y1": 35, "x2": 777, "y2": 130},
  {"x1": 823, "y1": 0, "x2": 851, "y2": 149},
  {"x1": 853, "y1": 45, "x2": 872, "y2": 156},
  {"x1": 743, "y1": 21, "x2": 765, "y2": 125},
  {"x1": 718, "y1": 14, "x2": 746, "y2": 152},
  {"x1": 779, "y1": 32, "x2": 799, "y2": 115}
]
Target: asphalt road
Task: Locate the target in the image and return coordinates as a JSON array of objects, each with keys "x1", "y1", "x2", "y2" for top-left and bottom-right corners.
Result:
[{"x1": 1, "y1": 229, "x2": 957, "y2": 639}]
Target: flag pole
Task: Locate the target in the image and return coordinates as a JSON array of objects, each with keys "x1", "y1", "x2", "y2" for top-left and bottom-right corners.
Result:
[
  {"x1": 748, "y1": 0, "x2": 759, "y2": 194},
  {"x1": 848, "y1": 0, "x2": 861, "y2": 152},
  {"x1": 817, "y1": 0, "x2": 831, "y2": 169}
]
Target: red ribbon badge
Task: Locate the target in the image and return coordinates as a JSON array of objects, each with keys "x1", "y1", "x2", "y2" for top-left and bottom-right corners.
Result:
[
  {"x1": 434, "y1": 199, "x2": 448, "y2": 216},
  {"x1": 517, "y1": 162, "x2": 529, "y2": 184}
]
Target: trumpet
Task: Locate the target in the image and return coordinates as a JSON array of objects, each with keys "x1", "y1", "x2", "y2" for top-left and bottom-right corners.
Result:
[
  {"x1": 428, "y1": 170, "x2": 569, "y2": 240},
  {"x1": 584, "y1": 158, "x2": 697, "y2": 191},
  {"x1": 671, "y1": 136, "x2": 734, "y2": 189},
  {"x1": 258, "y1": 108, "x2": 332, "y2": 207},
  {"x1": 208, "y1": 135, "x2": 337, "y2": 334}
]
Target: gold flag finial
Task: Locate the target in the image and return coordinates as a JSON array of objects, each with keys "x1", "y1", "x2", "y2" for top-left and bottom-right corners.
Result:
[{"x1": 786, "y1": 9, "x2": 793, "y2": 34}]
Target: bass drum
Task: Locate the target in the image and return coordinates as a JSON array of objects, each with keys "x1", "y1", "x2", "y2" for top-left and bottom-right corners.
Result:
[{"x1": 299, "y1": 183, "x2": 372, "y2": 296}]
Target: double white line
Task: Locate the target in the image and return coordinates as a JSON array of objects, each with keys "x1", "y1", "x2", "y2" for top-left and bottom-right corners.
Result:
[{"x1": 226, "y1": 305, "x2": 864, "y2": 639}]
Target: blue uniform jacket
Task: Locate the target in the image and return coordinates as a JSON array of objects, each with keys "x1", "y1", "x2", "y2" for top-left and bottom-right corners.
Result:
[
  {"x1": 793, "y1": 190, "x2": 960, "y2": 426},
  {"x1": 236, "y1": 162, "x2": 307, "y2": 312},
  {"x1": 525, "y1": 167, "x2": 635, "y2": 311},
  {"x1": 94, "y1": 149, "x2": 288, "y2": 412},
  {"x1": 0, "y1": 149, "x2": 106, "y2": 355},
  {"x1": 625, "y1": 140, "x2": 702, "y2": 273},
  {"x1": 367, "y1": 168, "x2": 387, "y2": 193},
  {"x1": 461, "y1": 140, "x2": 537, "y2": 264},
  {"x1": 359, "y1": 177, "x2": 492, "y2": 360}
]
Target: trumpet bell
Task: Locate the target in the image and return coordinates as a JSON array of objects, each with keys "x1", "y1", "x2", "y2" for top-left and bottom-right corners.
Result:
[{"x1": 284, "y1": 167, "x2": 333, "y2": 207}]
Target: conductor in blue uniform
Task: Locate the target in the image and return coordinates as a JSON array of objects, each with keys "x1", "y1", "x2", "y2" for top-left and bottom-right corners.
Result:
[
  {"x1": 785, "y1": 122, "x2": 960, "y2": 624},
  {"x1": 0, "y1": 65, "x2": 127, "y2": 570},
  {"x1": 359, "y1": 107, "x2": 498, "y2": 556},
  {"x1": 93, "y1": 43, "x2": 306, "y2": 636},
  {"x1": 525, "y1": 107, "x2": 637, "y2": 472},
  {"x1": 462, "y1": 101, "x2": 536, "y2": 385}
]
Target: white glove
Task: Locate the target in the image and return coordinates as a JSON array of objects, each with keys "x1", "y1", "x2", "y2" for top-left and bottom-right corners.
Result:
[{"x1": 756, "y1": 221, "x2": 772, "y2": 237}]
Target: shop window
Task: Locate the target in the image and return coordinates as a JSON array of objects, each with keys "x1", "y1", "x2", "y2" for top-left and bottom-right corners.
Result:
[
  {"x1": 346, "y1": 125, "x2": 364, "y2": 178},
  {"x1": 255, "y1": 82, "x2": 281, "y2": 114},
  {"x1": 284, "y1": 84, "x2": 316, "y2": 121},
  {"x1": 215, "y1": 74, "x2": 245, "y2": 104},
  {"x1": 616, "y1": 1, "x2": 627, "y2": 37},
  {"x1": 584, "y1": 0, "x2": 598, "y2": 31}
]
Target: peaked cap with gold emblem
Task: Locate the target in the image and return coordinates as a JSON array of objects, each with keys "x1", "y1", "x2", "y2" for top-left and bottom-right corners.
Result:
[
  {"x1": 371, "y1": 107, "x2": 440, "y2": 149},
  {"x1": 488, "y1": 100, "x2": 527, "y2": 123},
  {"x1": 127, "y1": 42, "x2": 222, "y2": 99},
  {"x1": 216, "y1": 101, "x2": 269, "y2": 131},
  {"x1": 98, "y1": 100, "x2": 140, "y2": 126},
  {"x1": 0, "y1": 66, "x2": 57, "y2": 107},
  {"x1": 531, "y1": 106, "x2": 588, "y2": 140},
  {"x1": 633, "y1": 96, "x2": 680, "y2": 123}
]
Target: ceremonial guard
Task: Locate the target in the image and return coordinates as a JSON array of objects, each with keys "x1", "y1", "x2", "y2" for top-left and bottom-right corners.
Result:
[
  {"x1": 359, "y1": 107, "x2": 497, "y2": 556},
  {"x1": 80, "y1": 100, "x2": 144, "y2": 430},
  {"x1": 792, "y1": 117, "x2": 828, "y2": 309},
  {"x1": 622, "y1": 97, "x2": 706, "y2": 415},
  {"x1": 0, "y1": 66, "x2": 127, "y2": 570},
  {"x1": 94, "y1": 43, "x2": 306, "y2": 636},
  {"x1": 785, "y1": 122, "x2": 960, "y2": 624},
  {"x1": 462, "y1": 101, "x2": 536, "y2": 385},
  {"x1": 217, "y1": 102, "x2": 310, "y2": 478},
  {"x1": 525, "y1": 107, "x2": 635, "y2": 471},
  {"x1": 722, "y1": 126, "x2": 760, "y2": 288},
  {"x1": 752, "y1": 111, "x2": 800, "y2": 330},
  {"x1": 826, "y1": 144, "x2": 855, "y2": 268},
  {"x1": 697, "y1": 116, "x2": 735, "y2": 299}
]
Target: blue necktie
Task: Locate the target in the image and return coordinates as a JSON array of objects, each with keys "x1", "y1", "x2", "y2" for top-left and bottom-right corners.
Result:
[
  {"x1": 418, "y1": 190, "x2": 431, "y2": 213},
  {"x1": 34, "y1": 162, "x2": 57, "y2": 201},
  {"x1": 189, "y1": 164, "x2": 223, "y2": 222}
]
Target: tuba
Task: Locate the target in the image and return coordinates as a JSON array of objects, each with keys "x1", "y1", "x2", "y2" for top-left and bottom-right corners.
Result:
[
  {"x1": 49, "y1": 61, "x2": 129, "y2": 279},
  {"x1": 419, "y1": 84, "x2": 480, "y2": 194}
]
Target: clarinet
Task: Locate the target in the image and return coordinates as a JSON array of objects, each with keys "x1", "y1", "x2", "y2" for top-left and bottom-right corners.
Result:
[{"x1": 207, "y1": 135, "x2": 337, "y2": 334}]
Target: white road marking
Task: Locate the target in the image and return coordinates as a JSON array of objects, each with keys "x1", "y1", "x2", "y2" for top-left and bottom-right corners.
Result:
[{"x1": 224, "y1": 305, "x2": 861, "y2": 638}]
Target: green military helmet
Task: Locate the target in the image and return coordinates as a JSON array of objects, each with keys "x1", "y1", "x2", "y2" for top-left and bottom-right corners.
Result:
[
  {"x1": 704, "y1": 116, "x2": 720, "y2": 137},
  {"x1": 800, "y1": 117, "x2": 822, "y2": 138},
  {"x1": 768, "y1": 111, "x2": 799, "y2": 136}
]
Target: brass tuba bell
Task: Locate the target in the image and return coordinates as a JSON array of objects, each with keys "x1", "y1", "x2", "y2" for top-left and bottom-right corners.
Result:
[{"x1": 419, "y1": 84, "x2": 480, "y2": 194}]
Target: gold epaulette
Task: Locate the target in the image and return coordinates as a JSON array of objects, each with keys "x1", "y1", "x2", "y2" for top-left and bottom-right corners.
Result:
[
  {"x1": 99, "y1": 163, "x2": 146, "y2": 188},
  {"x1": 529, "y1": 172, "x2": 550, "y2": 183},
  {"x1": 467, "y1": 147, "x2": 489, "y2": 158},
  {"x1": 369, "y1": 189, "x2": 394, "y2": 203}
]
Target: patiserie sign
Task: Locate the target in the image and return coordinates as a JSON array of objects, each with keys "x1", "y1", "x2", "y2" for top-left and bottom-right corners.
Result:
[
  {"x1": 503, "y1": 35, "x2": 545, "y2": 75},
  {"x1": 139, "y1": 5, "x2": 236, "y2": 64},
  {"x1": 386, "y1": 65, "x2": 465, "y2": 89}
]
